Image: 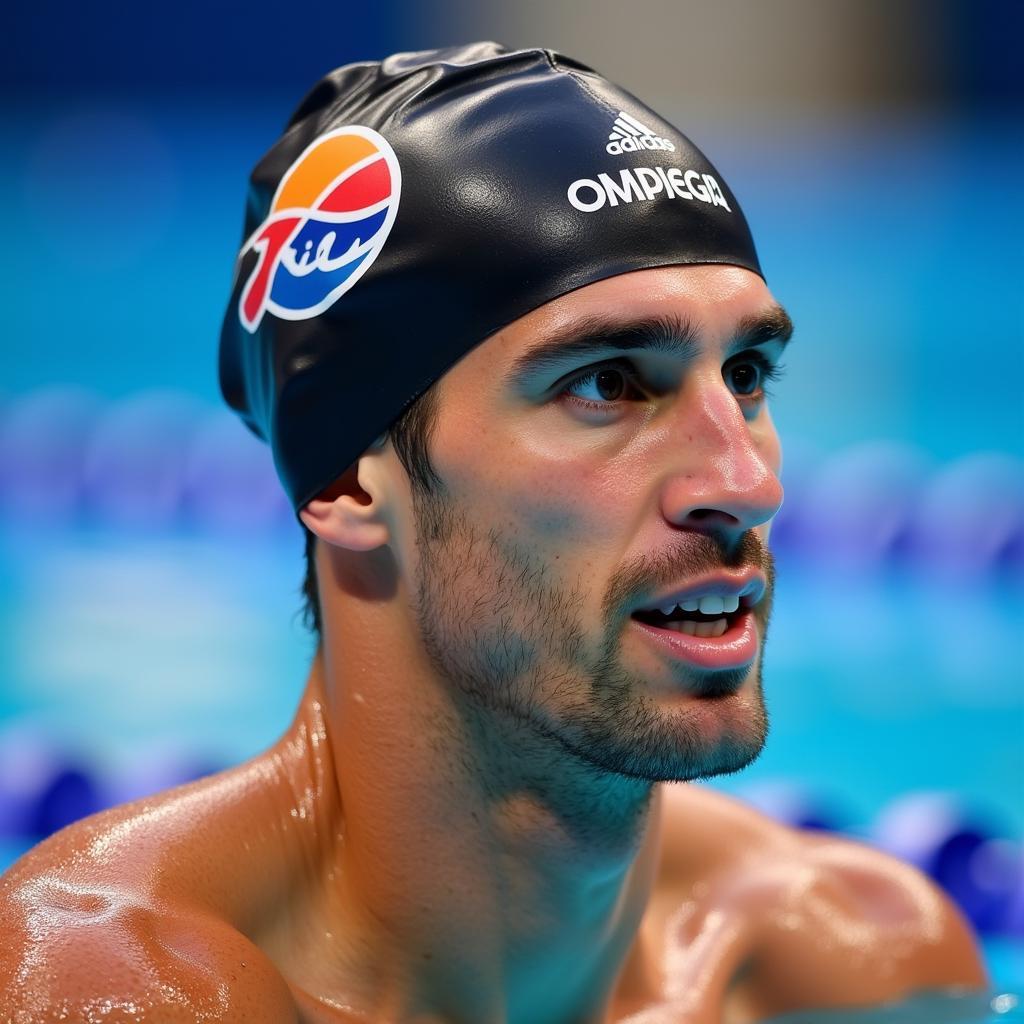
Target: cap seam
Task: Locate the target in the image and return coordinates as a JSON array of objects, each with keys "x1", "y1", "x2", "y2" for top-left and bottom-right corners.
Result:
[
  {"x1": 543, "y1": 51, "x2": 621, "y2": 122},
  {"x1": 380, "y1": 47, "x2": 562, "y2": 137},
  {"x1": 568, "y1": 69, "x2": 620, "y2": 119}
]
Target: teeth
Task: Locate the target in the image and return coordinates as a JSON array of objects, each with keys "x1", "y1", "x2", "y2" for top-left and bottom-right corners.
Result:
[
  {"x1": 697, "y1": 595, "x2": 725, "y2": 615},
  {"x1": 649, "y1": 593, "x2": 742, "y2": 617},
  {"x1": 664, "y1": 620, "x2": 698, "y2": 635},
  {"x1": 664, "y1": 617, "x2": 728, "y2": 637}
]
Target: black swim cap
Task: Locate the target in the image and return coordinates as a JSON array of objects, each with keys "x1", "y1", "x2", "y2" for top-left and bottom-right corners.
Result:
[{"x1": 218, "y1": 41, "x2": 762, "y2": 515}]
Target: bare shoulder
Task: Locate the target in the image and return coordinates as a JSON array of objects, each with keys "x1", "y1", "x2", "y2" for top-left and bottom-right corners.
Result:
[
  {"x1": 0, "y1": 859, "x2": 299, "y2": 1023},
  {"x1": 786, "y1": 829, "x2": 992, "y2": 990},
  {"x1": 0, "y1": 771, "x2": 301, "y2": 1023},
  {"x1": 659, "y1": 785, "x2": 990, "y2": 1019},
  {"x1": 657, "y1": 782, "x2": 803, "y2": 880}
]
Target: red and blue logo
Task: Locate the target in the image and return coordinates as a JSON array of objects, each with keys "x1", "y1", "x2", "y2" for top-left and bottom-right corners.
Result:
[{"x1": 238, "y1": 125, "x2": 401, "y2": 333}]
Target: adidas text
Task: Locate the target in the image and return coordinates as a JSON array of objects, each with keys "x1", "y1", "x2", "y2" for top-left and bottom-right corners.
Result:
[{"x1": 607, "y1": 134, "x2": 675, "y2": 155}]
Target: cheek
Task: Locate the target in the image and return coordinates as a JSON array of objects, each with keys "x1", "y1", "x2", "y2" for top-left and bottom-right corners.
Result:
[
  {"x1": 441, "y1": 425, "x2": 631, "y2": 551},
  {"x1": 508, "y1": 465, "x2": 608, "y2": 548},
  {"x1": 765, "y1": 432, "x2": 782, "y2": 477},
  {"x1": 757, "y1": 411, "x2": 783, "y2": 474},
  {"x1": 756, "y1": 423, "x2": 783, "y2": 541}
]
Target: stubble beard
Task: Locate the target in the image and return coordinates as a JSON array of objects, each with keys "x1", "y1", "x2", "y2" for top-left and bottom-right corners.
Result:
[{"x1": 409, "y1": 481, "x2": 772, "y2": 786}]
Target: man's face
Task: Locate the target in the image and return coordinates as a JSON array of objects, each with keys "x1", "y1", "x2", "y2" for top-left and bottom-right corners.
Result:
[{"x1": 403, "y1": 265, "x2": 787, "y2": 784}]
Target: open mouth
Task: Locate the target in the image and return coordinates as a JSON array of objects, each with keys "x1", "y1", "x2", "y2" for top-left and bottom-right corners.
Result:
[
  {"x1": 629, "y1": 602, "x2": 760, "y2": 671},
  {"x1": 630, "y1": 604, "x2": 746, "y2": 639}
]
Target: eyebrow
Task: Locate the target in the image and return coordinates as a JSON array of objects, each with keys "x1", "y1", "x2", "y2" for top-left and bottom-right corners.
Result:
[{"x1": 504, "y1": 304, "x2": 794, "y2": 389}]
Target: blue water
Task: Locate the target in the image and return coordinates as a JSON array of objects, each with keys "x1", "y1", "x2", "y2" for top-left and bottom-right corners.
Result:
[
  {"x1": 1, "y1": 523, "x2": 1022, "y2": 998},
  {"x1": 766, "y1": 988, "x2": 1021, "y2": 1022},
  {"x1": 1, "y1": 526, "x2": 1019, "y2": 825},
  {"x1": 0, "y1": 97, "x2": 1021, "y2": 1019}
]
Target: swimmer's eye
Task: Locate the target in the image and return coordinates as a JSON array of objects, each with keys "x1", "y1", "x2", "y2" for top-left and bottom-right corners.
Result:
[
  {"x1": 560, "y1": 354, "x2": 787, "y2": 411},
  {"x1": 560, "y1": 360, "x2": 646, "y2": 409},
  {"x1": 727, "y1": 352, "x2": 787, "y2": 404}
]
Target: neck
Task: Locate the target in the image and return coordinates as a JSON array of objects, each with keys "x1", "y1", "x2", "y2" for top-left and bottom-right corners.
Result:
[{"x1": 269, "y1": 642, "x2": 667, "y2": 1024}]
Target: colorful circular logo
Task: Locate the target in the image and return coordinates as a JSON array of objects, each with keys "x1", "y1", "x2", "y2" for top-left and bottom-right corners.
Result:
[{"x1": 238, "y1": 125, "x2": 402, "y2": 333}]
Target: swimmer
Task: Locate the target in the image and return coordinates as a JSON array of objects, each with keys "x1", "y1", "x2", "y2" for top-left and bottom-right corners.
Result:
[{"x1": 0, "y1": 43, "x2": 988, "y2": 1024}]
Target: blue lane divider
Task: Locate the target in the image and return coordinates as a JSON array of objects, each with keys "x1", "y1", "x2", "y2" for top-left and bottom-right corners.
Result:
[{"x1": 2, "y1": 388, "x2": 1022, "y2": 574}]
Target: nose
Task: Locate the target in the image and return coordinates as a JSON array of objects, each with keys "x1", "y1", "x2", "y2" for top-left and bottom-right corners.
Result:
[{"x1": 659, "y1": 376, "x2": 784, "y2": 538}]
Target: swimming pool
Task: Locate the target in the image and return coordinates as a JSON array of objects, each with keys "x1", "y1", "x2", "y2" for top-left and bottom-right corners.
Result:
[
  {"x1": 1, "y1": 517, "x2": 1021, "y2": 1000},
  {"x1": 765, "y1": 987, "x2": 1021, "y2": 1022}
]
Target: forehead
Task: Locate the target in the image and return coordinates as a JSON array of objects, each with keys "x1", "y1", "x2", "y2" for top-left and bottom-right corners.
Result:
[{"x1": 481, "y1": 264, "x2": 776, "y2": 368}]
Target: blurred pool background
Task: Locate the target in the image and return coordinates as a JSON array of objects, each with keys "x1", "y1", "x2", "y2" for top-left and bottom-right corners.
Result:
[{"x1": 1, "y1": 0, "x2": 1022, "y2": 1007}]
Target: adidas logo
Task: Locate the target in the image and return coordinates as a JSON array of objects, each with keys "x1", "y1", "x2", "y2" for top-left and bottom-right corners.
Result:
[{"x1": 606, "y1": 110, "x2": 676, "y2": 155}]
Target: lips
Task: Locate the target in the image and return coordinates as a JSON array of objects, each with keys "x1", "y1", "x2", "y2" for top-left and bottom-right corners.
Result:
[
  {"x1": 630, "y1": 603, "x2": 760, "y2": 671},
  {"x1": 631, "y1": 570, "x2": 766, "y2": 619}
]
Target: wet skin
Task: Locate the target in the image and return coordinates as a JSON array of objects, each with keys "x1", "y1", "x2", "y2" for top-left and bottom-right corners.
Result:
[{"x1": 0, "y1": 266, "x2": 990, "y2": 1022}]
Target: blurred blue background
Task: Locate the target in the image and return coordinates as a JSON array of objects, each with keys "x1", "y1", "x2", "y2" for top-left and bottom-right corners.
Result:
[{"x1": 1, "y1": 0, "x2": 1022, "y2": 1002}]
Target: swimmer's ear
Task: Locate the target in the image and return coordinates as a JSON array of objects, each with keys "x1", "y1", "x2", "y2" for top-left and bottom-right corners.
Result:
[{"x1": 298, "y1": 454, "x2": 390, "y2": 552}]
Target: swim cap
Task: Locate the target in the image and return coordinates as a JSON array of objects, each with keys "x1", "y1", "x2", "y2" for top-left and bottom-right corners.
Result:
[{"x1": 218, "y1": 41, "x2": 762, "y2": 515}]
